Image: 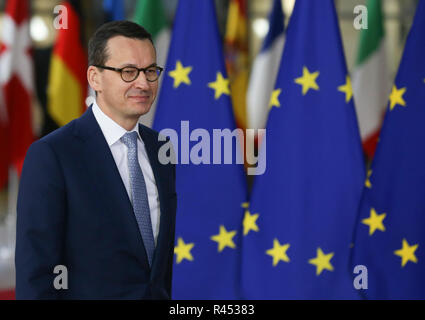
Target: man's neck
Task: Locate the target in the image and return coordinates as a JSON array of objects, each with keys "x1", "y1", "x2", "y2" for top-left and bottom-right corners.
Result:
[{"x1": 95, "y1": 99, "x2": 139, "y2": 131}]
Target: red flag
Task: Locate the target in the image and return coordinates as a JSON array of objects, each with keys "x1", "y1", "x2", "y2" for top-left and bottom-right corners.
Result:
[
  {"x1": 0, "y1": 0, "x2": 34, "y2": 188},
  {"x1": 224, "y1": 0, "x2": 249, "y2": 131},
  {"x1": 47, "y1": 0, "x2": 87, "y2": 128},
  {"x1": 0, "y1": 289, "x2": 15, "y2": 300},
  {"x1": 0, "y1": 86, "x2": 7, "y2": 188}
]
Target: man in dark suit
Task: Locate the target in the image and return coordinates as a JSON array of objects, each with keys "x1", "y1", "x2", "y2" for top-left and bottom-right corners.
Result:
[{"x1": 15, "y1": 21, "x2": 176, "y2": 299}]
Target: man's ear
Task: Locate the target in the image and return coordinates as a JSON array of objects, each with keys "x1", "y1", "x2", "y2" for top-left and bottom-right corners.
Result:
[{"x1": 87, "y1": 66, "x2": 101, "y2": 93}]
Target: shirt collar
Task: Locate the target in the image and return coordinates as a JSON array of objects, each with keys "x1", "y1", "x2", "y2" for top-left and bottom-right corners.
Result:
[{"x1": 92, "y1": 100, "x2": 142, "y2": 147}]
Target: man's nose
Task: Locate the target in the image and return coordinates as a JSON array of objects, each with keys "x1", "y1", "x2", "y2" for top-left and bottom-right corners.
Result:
[{"x1": 133, "y1": 70, "x2": 150, "y2": 89}]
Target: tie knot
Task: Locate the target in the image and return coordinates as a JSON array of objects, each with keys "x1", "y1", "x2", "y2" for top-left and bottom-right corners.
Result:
[{"x1": 121, "y1": 131, "x2": 138, "y2": 150}]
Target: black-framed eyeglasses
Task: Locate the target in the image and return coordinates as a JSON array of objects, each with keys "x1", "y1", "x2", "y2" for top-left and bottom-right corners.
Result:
[{"x1": 93, "y1": 64, "x2": 164, "y2": 82}]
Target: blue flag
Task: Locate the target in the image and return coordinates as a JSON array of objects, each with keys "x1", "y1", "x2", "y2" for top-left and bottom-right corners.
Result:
[
  {"x1": 103, "y1": 0, "x2": 124, "y2": 21},
  {"x1": 261, "y1": 0, "x2": 284, "y2": 51},
  {"x1": 241, "y1": 0, "x2": 364, "y2": 299},
  {"x1": 351, "y1": 0, "x2": 425, "y2": 299},
  {"x1": 153, "y1": 0, "x2": 247, "y2": 299},
  {"x1": 247, "y1": 0, "x2": 285, "y2": 131}
]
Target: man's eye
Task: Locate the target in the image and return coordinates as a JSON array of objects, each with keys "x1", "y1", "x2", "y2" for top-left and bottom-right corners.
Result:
[{"x1": 146, "y1": 68, "x2": 156, "y2": 75}]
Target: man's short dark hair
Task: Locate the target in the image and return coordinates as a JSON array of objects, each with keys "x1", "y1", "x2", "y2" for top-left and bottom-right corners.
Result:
[{"x1": 88, "y1": 20, "x2": 154, "y2": 67}]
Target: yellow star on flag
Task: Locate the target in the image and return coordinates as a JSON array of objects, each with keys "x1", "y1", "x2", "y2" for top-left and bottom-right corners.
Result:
[
  {"x1": 362, "y1": 208, "x2": 386, "y2": 236},
  {"x1": 168, "y1": 60, "x2": 192, "y2": 88},
  {"x1": 394, "y1": 239, "x2": 418, "y2": 267},
  {"x1": 338, "y1": 76, "x2": 353, "y2": 103},
  {"x1": 210, "y1": 225, "x2": 237, "y2": 252},
  {"x1": 266, "y1": 239, "x2": 290, "y2": 266},
  {"x1": 269, "y1": 88, "x2": 281, "y2": 109},
  {"x1": 208, "y1": 72, "x2": 230, "y2": 99},
  {"x1": 308, "y1": 247, "x2": 334, "y2": 276},
  {"x1": 174, "y1": 237, "x2": 194, "y2": 264},
  {"x1": 294, "y1": 66, "x2": 320, "y2": 95},
  {"x1": 389, "y1": 85, "x2": 406, "y2": 111},
  {"x1": 243, "y1": 210, "x2": 259, "y2": 236},
  {"x1": 241, "y1": 202, "x2": 249, "y2": 209},
  {"x1": 365, "y1": 170, "x2": 372, "y2": 188}
]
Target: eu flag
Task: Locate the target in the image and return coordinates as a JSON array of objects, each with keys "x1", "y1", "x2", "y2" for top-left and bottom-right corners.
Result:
[
  {"x1": 240, "y1": 0, "x2": 364, "y2": 299},
  {"x1": 351, "y1": 0, "x2": 425, "y2": 299},
  {"x1": 153, "y1": 0, "x2": 247, "y2": 299}
]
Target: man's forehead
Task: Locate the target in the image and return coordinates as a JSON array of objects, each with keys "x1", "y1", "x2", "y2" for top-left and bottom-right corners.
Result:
[
  {"x1": 106, "y1": 35, "x2": 154, "y2": 51},
  {"x1": 105, "y1": 36, "x2": 156, "y2": 64}
]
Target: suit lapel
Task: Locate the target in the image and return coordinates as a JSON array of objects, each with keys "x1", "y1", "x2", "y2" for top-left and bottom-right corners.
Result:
[{"x1": 73, "y1": 107, "x2": 150, "y2": 267}]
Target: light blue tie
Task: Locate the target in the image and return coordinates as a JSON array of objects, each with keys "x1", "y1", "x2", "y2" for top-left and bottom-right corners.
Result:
[{"x1": 121, "y1": 131, "x2": 155, "y2": 266}]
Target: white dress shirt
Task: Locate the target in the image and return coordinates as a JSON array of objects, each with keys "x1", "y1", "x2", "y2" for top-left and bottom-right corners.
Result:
[{"x1": 92, "y1": 100, "x2": 160, "y2": 245}]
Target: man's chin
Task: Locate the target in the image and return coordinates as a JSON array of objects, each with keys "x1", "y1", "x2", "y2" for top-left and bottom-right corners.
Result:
[{"x1": 130, "y1": 102, "x2": 152, "y2": 117}]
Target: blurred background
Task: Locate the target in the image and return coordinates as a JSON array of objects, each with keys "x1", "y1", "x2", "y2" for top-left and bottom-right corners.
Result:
[{"x1": 0, "y1": 0, "x2": 419, "y2": 299}]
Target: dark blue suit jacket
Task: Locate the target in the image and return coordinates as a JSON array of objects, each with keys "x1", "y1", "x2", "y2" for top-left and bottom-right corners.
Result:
[{"x1": 15, "y1": 107, "x2": 176, "y2": 299}]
